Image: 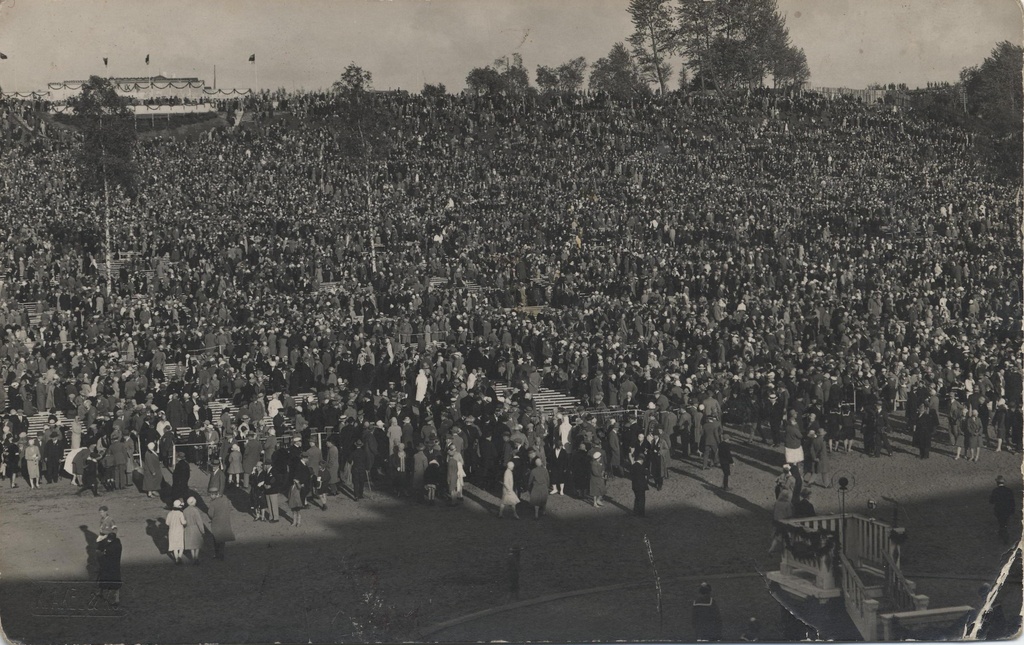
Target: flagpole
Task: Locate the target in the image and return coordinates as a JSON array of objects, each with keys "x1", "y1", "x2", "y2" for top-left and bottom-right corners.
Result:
[{"x1": 255, "y1": 58, "x2": 259, "y2": 94}]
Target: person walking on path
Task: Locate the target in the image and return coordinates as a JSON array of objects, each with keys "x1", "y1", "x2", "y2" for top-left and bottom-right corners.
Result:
[
  {"x1": 526, "y1": 457, "x2": 549, "y2": 519},
  {"x1": 424, "y1": 455, "x2": 442, "y2": 505},
  {"x1": 109, "y1": 435, "x2": 130, "y2": 490},
  {"x1": 24, "y1": 437, "x2": 41, "y2": 489},
  {"x1": 351, "y1": 439, "x2": 369, "y2": 501},
  {"x1": 411, "y1": 442, "x2": 427, "y2": 501},
  {"x1": 547, "y1": 442, "x2": 570, "y2": 495},
  {"x1": 98, "y1": 506, "x2": 117, "y2": 537},
  {"x1": 718, "y1": 435, "x2": 734, "y2": 490},
  {"x1": 142, "y1": 442, "x2": 163, "y2": 499},
  {"x1": 207, "y1": 457, "x2": 227, "y2": 497},
  {"x1": 769, "y1": 489, "x2": 794, "y2": 553},
  {"x1": 967, "y1": 409, "x2": 983, "y2": 462},
  {"x1": 206, "y1": 487, "x2": 235, "y2": 560},
  {"x1": 323, "y1": 438, "x2": 341, "y2": 496},
  {"x1": 701, "y1": 415, "x2": 722, "y2": 471},
  {"x1": 166, "y1": 499, "x2": 187, "y2": 564},
  {"x1": 914, "y1": 403, "x2": 939, "y2": 459},
  {"x1": 170, "y1": 453, "x2": 190, "y2": 501},
  {"x1": 692, "y1": 582, "x2": 723, "y2": 641},
  {"x1": 182, "y1": 496, "x2": 210, "y2": 564},
  {"x1": 95, "y1": 530, "x2": 122, "y2": 608},
  {"x1": 77, "y1": 447, "x2": 101, "y2": 497},
  {"x1": 630, "y1": 455, "x2": 649, "y2": 517},
  {"x1": 227, "y1": 444, "x2": 243, "y2": 487},
  {"x1": 989, "y1": 475, "x2": 1016, "y2": 544},
  {"x1": 589, "y1": 449, "x2": 607, "y2": 508},
  {"x1": 250, "y1": 462, "x2": 268, "y2": 520},
  {"x1": 287, "y1": 476, "x2": 305, "y2": 527},
  {"x1": 497, "y1": 461, "x2": 520, "y2": 519},
  {"x1": 3, "y1": 436, "x2": 20, "y2": 488}
]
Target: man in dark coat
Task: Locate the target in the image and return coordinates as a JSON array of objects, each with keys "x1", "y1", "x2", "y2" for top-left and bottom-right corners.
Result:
[
  {"x1": 42, "y1": 430, "x2": 64, "y2": 484},
  {"x1": 170, "y1": 453, "x2": 190, "y2": 501},
  {"x1": 630, "y1": 456, "x2": 649, "y2": 517},
  {"x1": 207, "y1": 457, "x2": 226, "y2": 496},
  {"x1": 606, "y1": 423, "x2": 622, "y2": 477},
  {"x1": 292, "y1": 454, "x2": 313, "y2": 507},
  {"x1": 792, "y1": 488, "x2": 816, "y2": 518},
  {"x1": 914, "y1": 403, "x2": 939, "y2": 459},
  {"x1": 692, "y1": 582, "x2": 723, "y2": 641},
  {"x1": 989, "y1": 475, "x2": 1016, "y2": 544},
  {"x1": 718, "y1": 435, "x2": 734, "y2": 490},
  {"x1": 95, "y1": 530, "x2": 123, "y2": 607},
  {"x1": 766, "y1": 393, "x2": 785, "y2": 446},
  {"x1": 351, "y1": 439, "x2": 369, "y2": 500},
  {"x1": 241, "y1": 433, "x2": 262, "y2": 489},
  {"x1": 76, "y1": 447, "x2": 101, "y2": 497},
  {"x1": 207, "y1": 488, "x2": 235, "y2": 560}
]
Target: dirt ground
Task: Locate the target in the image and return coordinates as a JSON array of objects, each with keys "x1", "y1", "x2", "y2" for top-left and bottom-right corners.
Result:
[{"x1": 0, "y1": 421, "x2": 1019, "y2": 643}]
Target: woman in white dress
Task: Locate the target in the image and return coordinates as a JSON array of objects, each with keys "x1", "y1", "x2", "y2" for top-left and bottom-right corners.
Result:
[{"x1": 166, "y1": 499, "x2": 188, "y2": 564}]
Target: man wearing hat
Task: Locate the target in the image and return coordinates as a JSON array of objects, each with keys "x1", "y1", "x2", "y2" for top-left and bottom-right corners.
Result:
[
  {"x1": 765, "y1": 391, "x2": 785, "y2": 447},
  {"x1": 989, "y1": 475, "x2": 1016, "y2": 544},
  {"x1": 630, "y1": 454, "x2": 649, "y2": 517},
  {"x1": 98, "y1": 506, "x2": 117, "y2": 537},
  {"x1": 692, "y1": 582, "x2": 723, "y2": 641},
  {"x1": 206, "y1": 487, "x2": 235, "y2": 560},
  {"x1": 207, "y1": 456, "x2": 227, "y2": 497},
  {"x1": 793, "y1": 488, "x2": 816, "y2": 518}
]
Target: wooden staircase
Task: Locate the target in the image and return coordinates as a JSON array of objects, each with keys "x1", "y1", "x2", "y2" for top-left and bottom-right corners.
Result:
[
  {"x1": 768, "y1": 514, "x2": 973, "y2": 641},
  {"x1": 429, "y1": 276, "x2": 484, "y2": 295},
  {"x1": 496, "y1": 385, "x2": 580, "y2": 414}
]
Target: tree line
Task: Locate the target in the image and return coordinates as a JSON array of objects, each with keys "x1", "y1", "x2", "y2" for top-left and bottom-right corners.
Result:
[{"x1": 452, "y1": 0, "x2": 809, "y2": 99}]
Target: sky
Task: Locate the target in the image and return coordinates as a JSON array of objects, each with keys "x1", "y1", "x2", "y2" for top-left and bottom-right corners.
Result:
[{"x1": 0, "y1": 0, "x2": 1020, "y2": 93}]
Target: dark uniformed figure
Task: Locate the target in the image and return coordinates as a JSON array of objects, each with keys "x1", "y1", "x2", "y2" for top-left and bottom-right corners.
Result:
[
  {"x1": 989, "y1": 475, "x2": 1016, "y2": 544},
  {"x1": 95, "y1": 530, "x2": 123, "y2": 608},
  {"x1": 631, "y1": 456, "x2": 649, "y2": 517},
  {"x1": 792, "y1": 488, "x2": 816, "y2": 518},
  {"x1": 718, "y1": 435, "x2": 734, "y2": 490},
  {"x1": 692, "y1": 582, "x2": 723, "y2": 641},
  {"x1": 913, "y1": 403, "x2": 939, "y2": 459}
]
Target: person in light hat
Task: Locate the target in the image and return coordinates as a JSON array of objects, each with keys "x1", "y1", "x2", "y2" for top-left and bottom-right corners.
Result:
[
  {"x1": 166, "y1": 499, "x2": 187, "y2": 564},
  {"x1": 142, "y1": 441, "x2": 163, "y2": 498}
]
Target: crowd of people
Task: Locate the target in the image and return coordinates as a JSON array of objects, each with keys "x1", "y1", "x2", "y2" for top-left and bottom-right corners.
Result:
[{"x1": 0, "y1": 85, "x2": 1019, "y2": 544}]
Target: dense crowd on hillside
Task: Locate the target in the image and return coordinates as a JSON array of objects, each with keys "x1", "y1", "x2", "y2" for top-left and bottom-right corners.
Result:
[{"x1": 0, "y1": 87, "x2": 1019, "y2": 520}]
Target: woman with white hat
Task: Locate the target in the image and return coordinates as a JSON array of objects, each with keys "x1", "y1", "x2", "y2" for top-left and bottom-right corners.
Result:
[{"x1": 497, "y1": 461, "x2": 520, "y2": 519}]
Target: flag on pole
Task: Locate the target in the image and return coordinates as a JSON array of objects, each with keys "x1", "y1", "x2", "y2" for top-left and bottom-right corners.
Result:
[
  {"x1": 103, "y1": 57, "x2": 108, "y2": 67},
  {"x1": 145, "y1": 54, "x2": 150, "y2": 65},
  {"x1": 249, "y1": 54, "x2": 256, "y2": 63},
  {"x1": 0, "y1": 52, "x2": 7, "y2": 60}
]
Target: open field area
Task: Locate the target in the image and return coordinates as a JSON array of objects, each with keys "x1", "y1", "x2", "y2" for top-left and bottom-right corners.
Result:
[{"x1": 1, "y1": 420, "x2": 1019, "y2": 643}]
